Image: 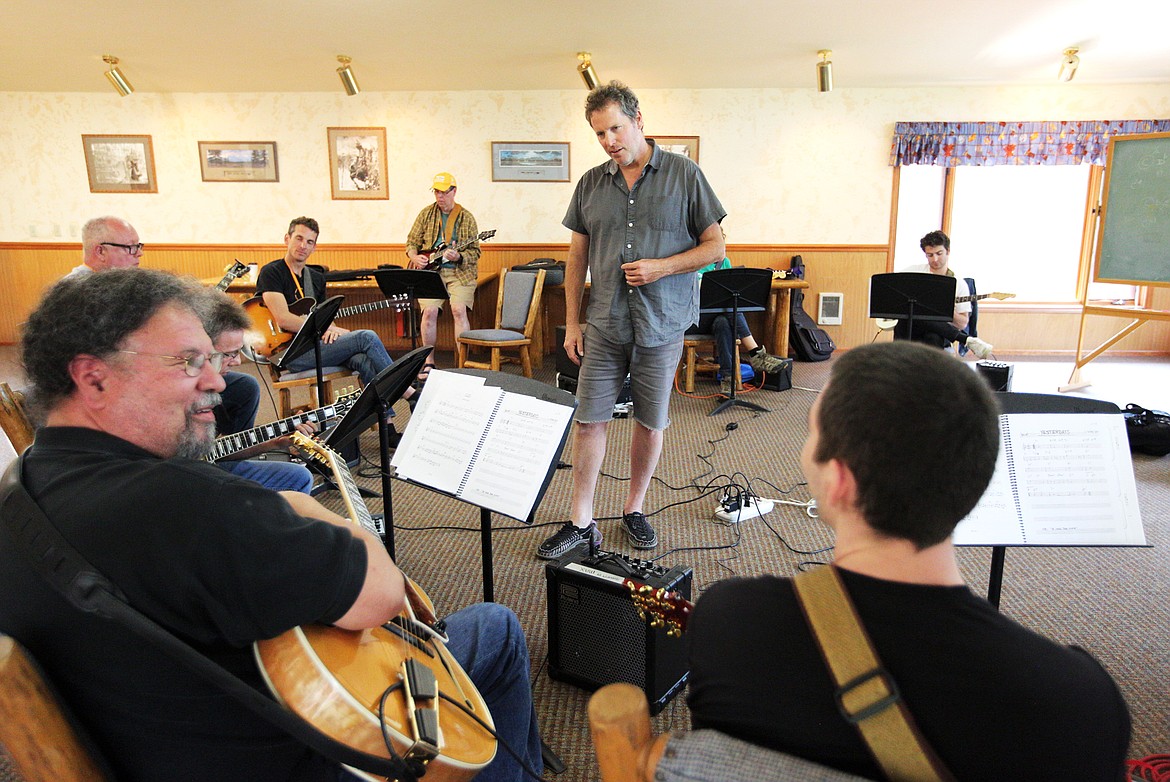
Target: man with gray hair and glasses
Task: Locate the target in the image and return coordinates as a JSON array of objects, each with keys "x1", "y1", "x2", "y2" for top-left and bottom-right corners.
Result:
[
  {"x1": 64, "y1": 215, "x2": 143, "y2": 278},
  {"x1": 0, "y1": 267, "x2": 543, "y2": 781}
]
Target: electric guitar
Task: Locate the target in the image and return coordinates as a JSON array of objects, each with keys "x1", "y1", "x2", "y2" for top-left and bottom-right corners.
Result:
[
  {"x1": 255, "y1": 434, "x2": 496, "y2": 782},
  {"x1": 212, "y1": 259, "x2": 249, "y2": 292},
  {"x1": 875, "y1": 291, "x2": 1015, "y2": 330},
  {"x1": 623, "y1": 578, "x2": 693, "y2": 638},
  {"x1": 419, "y1": 230, "x2": 496, "y2": 271},
  {"x1": 243, "y1": 293, "x2": 411, "y2": 358},
  {"x1": 204, "y1": 387, "x2": 360, "y2": 463}
]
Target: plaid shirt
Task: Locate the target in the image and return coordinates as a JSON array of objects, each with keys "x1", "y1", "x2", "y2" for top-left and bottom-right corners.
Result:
[{"x1": 405, "y1": 203, "x2": 481, "y2": 287}]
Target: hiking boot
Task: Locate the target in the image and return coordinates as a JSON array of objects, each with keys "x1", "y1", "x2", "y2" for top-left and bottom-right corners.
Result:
[
  {"x1": 965, "y1": 336, "x2": 994, "y2": 360},
  {"x1": 622, "y1": 512, "x2": 658, "y2": 549},
  {"x1": 747, "y1": 349, "x2": 786, "y2": 375},
  {"x1": 719, "y1": 378, "x2": 734, "y2": 398},
  {"x1": 536, "y1": 522, "x2": 601, "y2": 560}
]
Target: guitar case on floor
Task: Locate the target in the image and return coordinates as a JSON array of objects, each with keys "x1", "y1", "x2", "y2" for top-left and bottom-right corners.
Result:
[{"x1": 788, "y1": 256, "x2": 836, "y2": 362}]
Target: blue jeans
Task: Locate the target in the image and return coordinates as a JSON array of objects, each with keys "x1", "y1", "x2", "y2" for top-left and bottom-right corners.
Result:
[
  {"x1": 337, "y1": 603, "x2": 542, "y2": 782},
  {"x1": 283, "y1": 329, "x2": 393, "y2": 387},
  {"x1": 220, "y1": 459, "x2": 314, "y2": 494},
  {"x1": 220, "y1": 371, "x2": 260, "y2": 433},
  {"x1": 694, "y1": 313, "x2": 751, "y2": 374}
]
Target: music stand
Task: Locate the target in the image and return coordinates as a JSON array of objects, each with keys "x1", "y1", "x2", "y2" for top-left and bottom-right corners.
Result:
[
  {"x1": 699, "y1": 268, "x2": 773, "y2": 416},
  {"x1": 869, "y1": 273, "x2": 955, "y2": 341},
  {"x1": 322, "y1": 346, "x2": 433, "y2": 558},
  {"x1": 373, "y1": 270, "x2": 448, "y2": 351},
  {"x1": 274, "y1": 294, "x2": 345, "y2": 409}
]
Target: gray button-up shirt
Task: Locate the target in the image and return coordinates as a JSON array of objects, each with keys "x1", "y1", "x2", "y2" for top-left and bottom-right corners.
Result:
[{"x1": 563, "y1": 141, "x2": 726, "y2": 347}]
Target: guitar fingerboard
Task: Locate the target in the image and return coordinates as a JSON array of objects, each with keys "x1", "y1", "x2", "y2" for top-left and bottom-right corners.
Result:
[{"x1": 207, "y1": 394, "x2": 357, "y2": 462}]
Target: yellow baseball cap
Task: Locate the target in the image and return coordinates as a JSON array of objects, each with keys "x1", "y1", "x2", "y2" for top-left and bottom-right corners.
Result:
[{"x1": 432, "y1": 172, "x2": 457, "y2": 192}]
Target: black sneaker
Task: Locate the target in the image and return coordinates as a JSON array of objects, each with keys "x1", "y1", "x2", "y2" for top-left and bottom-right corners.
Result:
[
  {"x1": 622, "y1": 512, "x2": 658, "y2": 549},
  {"x1": 536, "y1": 522, "x2": 602, "y2": 560}
]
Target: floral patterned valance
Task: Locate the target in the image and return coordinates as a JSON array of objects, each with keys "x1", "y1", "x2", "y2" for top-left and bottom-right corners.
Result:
[{"x1": 890, "y1": 120, "x2": 1170, "y2": 166}]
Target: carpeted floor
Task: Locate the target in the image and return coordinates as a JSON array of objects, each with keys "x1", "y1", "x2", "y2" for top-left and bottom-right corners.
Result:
[{"x1": 2, "y1": 349, "x2": 1167, "y2": 780}]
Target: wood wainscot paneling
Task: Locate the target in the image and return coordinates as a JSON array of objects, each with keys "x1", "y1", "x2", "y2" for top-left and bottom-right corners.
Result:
[{"x1": 6, "y1": 242, "x2": 1166, "y2": 356}]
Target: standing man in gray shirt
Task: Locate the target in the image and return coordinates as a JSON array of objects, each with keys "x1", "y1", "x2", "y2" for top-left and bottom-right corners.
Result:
[{"x1": 538, "y1": 81, "x2": 726, "y2": 559}]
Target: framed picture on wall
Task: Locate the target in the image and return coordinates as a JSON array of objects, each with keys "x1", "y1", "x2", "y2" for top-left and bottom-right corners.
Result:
[
  {"x1": 648, "y1": 135, "x2": 700, "y2": 163},
  {"x1": 327, "y1": 127, "x2": 388, "y2": 200},
  {"x1": 198, "y1": 141, "x2": 279, "y2": 182},
  {"x1": 491, "y1": 141, "x2": 570, "y2": 182},
  {"x1": 82, "y1": 134, "x2": 157, "y2": 193}
]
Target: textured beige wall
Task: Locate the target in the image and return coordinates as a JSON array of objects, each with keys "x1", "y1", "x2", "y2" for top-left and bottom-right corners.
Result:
[{"x1": 2, "y1": 84, "x2": 1168, "y2": 246}]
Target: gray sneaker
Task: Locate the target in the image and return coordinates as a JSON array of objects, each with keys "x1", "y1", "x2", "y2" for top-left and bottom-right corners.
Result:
[
  {"x1": 537, "y1": 522, "x2": 601, "y2": 560},
  {"x1": 965, "y1": 336, "x2": 994, "y2": 359},
  {"x1": 748, "y1": 349, "x2": 786, "y2": 375},
  {"x1": 622, "y1": 512, "x2": 658, "y2": 549},
  {"x1": 719, "y1": 378, "x2": 734, "y2": 398}
]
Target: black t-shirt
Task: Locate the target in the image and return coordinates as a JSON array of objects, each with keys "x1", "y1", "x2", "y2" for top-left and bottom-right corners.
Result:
[
  {"x1": 0, "y1": 427, "x2": 368, "y2": 781},
  {"x1": 687, "y1": 569, "x2": 1131, "y2": 781},
  {"x1": 255, "y1": 258, "x2": 327, "y2": 306}
]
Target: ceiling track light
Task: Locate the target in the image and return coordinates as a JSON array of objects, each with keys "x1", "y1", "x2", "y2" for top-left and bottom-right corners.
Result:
[
  {"x1": 102, "y1": 55, "x2": 134, "y2": 97},
  {"x1": 1058, "y1": 47, "x2": 1080, "y2": 83},
  {"x1": 337, "y1": 55, "x2": 361, "y2": 96},
  {"x1": 817, "y1": 50, "x2": 833, "y2": 93},
  {"x1": 577, "y1": 52, "x2": 600, "y2": 90}
]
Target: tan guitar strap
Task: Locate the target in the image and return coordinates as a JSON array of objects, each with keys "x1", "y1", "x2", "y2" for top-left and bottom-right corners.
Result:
[
  {"x1": 793, "y1": 565, "x2": 954, "y2": 782},
  {"x1": 438, "y1": 204, "x2": 463, "y2": 247}
]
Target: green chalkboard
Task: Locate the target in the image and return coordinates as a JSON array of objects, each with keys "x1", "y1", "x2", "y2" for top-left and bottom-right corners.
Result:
[{"x1": 1095, "y1": 132, "x2": 1170, "y2": 284}]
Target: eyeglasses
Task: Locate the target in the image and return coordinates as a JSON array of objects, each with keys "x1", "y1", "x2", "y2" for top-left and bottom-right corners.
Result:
[
  {"x1": 117, "y1": 350, "x2": 225, "y2": 377},
  {"x1": 101, "y1": 242, "x2": 145, "y2": 256},
  {"x1": 219, "y1": 349, "x2": 243, "y2": 361}
]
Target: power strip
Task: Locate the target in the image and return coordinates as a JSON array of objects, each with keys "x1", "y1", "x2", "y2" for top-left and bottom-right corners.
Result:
[{"x1": 714, "y1": 497, "x2": 774, "y2": 523}]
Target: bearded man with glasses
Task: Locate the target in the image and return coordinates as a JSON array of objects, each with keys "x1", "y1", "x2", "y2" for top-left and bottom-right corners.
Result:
[
  {"x1": 0, "y1": 267, "x2": 544, "y2": 782},
  {"x1": 64, "y1": 215, "x2": 143, "y2": 279}
]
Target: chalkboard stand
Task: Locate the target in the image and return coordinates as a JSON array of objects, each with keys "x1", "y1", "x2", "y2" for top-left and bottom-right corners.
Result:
[{"x1": 1062, "y1": 131, "x2": 1170, "y2": 392}]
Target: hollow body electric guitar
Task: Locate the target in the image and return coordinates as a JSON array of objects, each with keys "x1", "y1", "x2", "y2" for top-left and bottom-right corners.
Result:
[
  {"x1": 255, "y1": 434, "x2": 496, "y2": 782},
  {"x1": 204, "y1": 387, "x2": 360, "y2": 462},
  {"x1": 875, "y1": 291, "x2": 1015, "y2": 330},
  {"x1": 624, "y1": 578, "x2": 693, "y2": 638},
  {"x1": 243, "y1": 293, "x2": 411, "y2": 358},
  {"x1": 419, "y1": 230, "x2": 496, "y2": 271}
]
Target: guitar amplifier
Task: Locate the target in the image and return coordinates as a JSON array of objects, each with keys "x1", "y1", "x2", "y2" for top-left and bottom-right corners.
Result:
[
  {"x1": 976, "y1": 360, "x2": 1014, "y2": 392},
  {"x1": 545, "y1": 549, "x2": 691, "y2": 715}
]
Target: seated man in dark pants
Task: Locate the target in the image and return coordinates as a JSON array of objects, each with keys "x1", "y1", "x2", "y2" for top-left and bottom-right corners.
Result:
[
  {"x1": 0, "y1": 268, "x2": 542, "y2": 782},
  {"x1": 693, "y1": 256, "x2": 787, "y2": 397},
  {"x1": 198, "y1": 289, "x2": 315, "y2": 493},
  {"x1": 687, "y1": 341, "x2": 1130, "y2": 779},
  {"x1": 893, "y1": 229, "x2": 994, "y2": 359}
]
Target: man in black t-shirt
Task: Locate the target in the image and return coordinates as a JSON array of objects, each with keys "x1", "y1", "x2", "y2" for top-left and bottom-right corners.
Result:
[
  {"x1": 254, "y1": 216, "x2": 396, "y2": 388},
  {"x1": 687, "y1": 341, "x2": 1130, "y2": 780},
  {"x1": 0, "y1": 269, "x2": 542, "y2": 782}
]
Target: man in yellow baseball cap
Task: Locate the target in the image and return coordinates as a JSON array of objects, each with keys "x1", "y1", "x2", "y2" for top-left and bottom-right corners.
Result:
[{"x1": 405, "y1": 172, "x2": 483, "y2": 376}]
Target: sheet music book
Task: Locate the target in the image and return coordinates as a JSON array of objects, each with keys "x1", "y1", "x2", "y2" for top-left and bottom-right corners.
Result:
[
  {"x1": 954, "y1": 413, "x2": 1146, "y2": 546},
  {"x1": 392, "y1": 370, "x2": 574, "y2": 521}
]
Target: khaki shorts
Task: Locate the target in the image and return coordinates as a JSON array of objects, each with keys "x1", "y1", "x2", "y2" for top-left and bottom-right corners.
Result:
[{"x1": 420, "y1": 281, "x2": 475, "y2": 311}]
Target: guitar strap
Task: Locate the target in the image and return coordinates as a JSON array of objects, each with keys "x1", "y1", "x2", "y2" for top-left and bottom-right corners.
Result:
[
  {"x1": 793, "y1": 565, "x2": 954, "y2": 782},
  {"x1": 0, "y1": 454, "x2": 418, "y2": 782},
  {"x1": 440, "y1": 204, "x2": 462, "y2": 247}
]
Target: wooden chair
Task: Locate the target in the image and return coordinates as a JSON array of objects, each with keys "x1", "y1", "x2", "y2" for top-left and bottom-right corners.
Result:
[
  {"x1": 263, "y1": 362, "x2": 357, "y2": 419},
  {"x1": 0, "y1": 633, "x2": 112, "y2": 782},
  {"x1": 0, "y1": 383, "x2": 35, "y2": 455},
  {"x1": 456, "y1": 268, "x2": 546, "y2": 377},
  {"x1": 679, "y1": 334, "x2": 742, "y2": 393},
  {"x1": 589, "y1": 683, "x2": 870, "y2": 782}
]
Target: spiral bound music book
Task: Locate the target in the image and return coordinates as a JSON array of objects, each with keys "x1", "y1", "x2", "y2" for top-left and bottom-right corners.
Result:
[
  {"x1": 954, "y1": 412, "x2": 1146, "y2": 546},
  {"x1": 392, "y1": 370, "x2": 574, "y2": 521}
]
